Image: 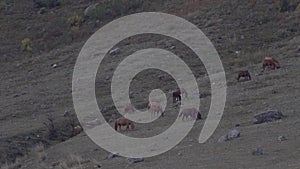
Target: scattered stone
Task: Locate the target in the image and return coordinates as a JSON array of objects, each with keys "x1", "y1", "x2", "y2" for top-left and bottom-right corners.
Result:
[
  {"x1": 278, "y1": 136, "x2": 287, "y2": 142},
  {"x1": 235, "y1": 124, "x2": 241, "y2": 127},
  {"x1": 38, "y1": 7, "x2": 47, "y2": 14},
  {"x1": 177, "y1": 152, "x2": 182, "y2": 156},
  {"x1": 13, "y1": 94, "x2": 20, "y2": 98},
  {"x1": 252, "y1": 147, "x2": 263, "y2": 155},
  {"x1": 25, "y1": 136, "x2": 31, "y2": 141},
  {"x1": 51, "y1": 63, "x2": 57, "y2": 68},
  {"x1": 51, "y1": 161, "x2": 60, "y2": 167},
  {"x1": 108, "y1": 152, "x2": 119, "y2": 159},
  {"x1": 218, "y1": 129, "x2": 240, "y2": 142},
  {"x1": 227, "y1": 129, "x2": 240, "y2": 139},
  {"x1": 253, "y1": 109, "x2": 283, "y2": 124},
  {"x1": 109, "y1": 48, "x2": 121, "y2": 55},
  {"x1": 105, "y1": 76, "x2": 110, "y2": 81},
  {"x1": 158, "y1": 74, "x2": 166, "y2": 80},
  {"x1": 169, "y1": 45, "x2": 176, "y2": 49},
  {"x1": 84, "y1": 3, "x2": 99, "y2": 17},
  {"x1": 94, "y1": 164, "x2": 101, "y2": 168},
  {"x1": 218, "y1": 135, "x2": 228, "y2": 142},
  {"x1": 63, "y1": 111, "x2": 70, "y2": 117},
  {"x1": 73, "y1": 125, "x2": 83, "y2": 135},
  {"x1": 127, "y1": 158, "x2": 144, "y2": 164}
]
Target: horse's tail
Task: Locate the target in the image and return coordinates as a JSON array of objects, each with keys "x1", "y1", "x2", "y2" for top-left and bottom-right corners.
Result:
[{"x1": 114, "y1": 121, "x2": 118, "y2": 131}]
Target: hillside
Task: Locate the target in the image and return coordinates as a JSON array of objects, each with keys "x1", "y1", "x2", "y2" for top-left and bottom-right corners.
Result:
[{"x1": 0, "y1": 0, "x2": 300, "y2": 168}]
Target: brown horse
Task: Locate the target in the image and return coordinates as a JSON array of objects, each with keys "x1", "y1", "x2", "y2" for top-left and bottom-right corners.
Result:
[
  {"x1": 262, "y1": 56, "x2": 280, "y2": 71},
  {"x1": 179, "y1": 108, "x2": 202, "y2": 121},
  {"x1": 148, "y1": 102, "x2": 164, "y2": 117},
  {"x1": 237, "y1": 70, "x2": 251, "y2": 81},
  {"x1": 114, "y1": 117, "x2": 135, "y2": 131}
]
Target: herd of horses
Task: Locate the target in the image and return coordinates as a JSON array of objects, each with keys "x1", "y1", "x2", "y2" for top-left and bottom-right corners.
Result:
[
  {"x1": 115, "y1": 56, "x2": 280, "y2": 131},
  {"x1": 237, "y1": 56, "x2": 280, "y2": 81}
]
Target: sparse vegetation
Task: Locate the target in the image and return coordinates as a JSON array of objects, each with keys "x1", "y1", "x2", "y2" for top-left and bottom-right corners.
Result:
[
  {"x1": 21, "y1": 38, "x2": 33, "y2": 52},
  {"x1": 33, "y1": 0, "x2": 62, "y2": 9},
  {"x1": 295, "y1": 3, "x2": 300, "y2": 13},
  {"x1": 43, "y1": 112, "x2": 58, "y2": 140},
  {"x1": 67, "y1": 15, "x2": 84, "y2": 28},
  {"x1": 88, "y1": 0, "x2": 146, "y2": 21},
  {"x1": 1, "y1": 0, "x2": 300, "y2": 168},
  {"x1": 276, "y1": 0, "x2": 290, "y2": 12}
]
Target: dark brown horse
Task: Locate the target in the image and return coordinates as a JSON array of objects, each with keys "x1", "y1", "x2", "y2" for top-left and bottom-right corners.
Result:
[
  {"x1": 237, "y1": 70, "x2": 251, "y2": 81},
  {"x1": 114, "y1": 117, "x2": 135, "y2": 131},
  {"x1": 172, "y1": 88, "x2": 188, "y2": 104}
]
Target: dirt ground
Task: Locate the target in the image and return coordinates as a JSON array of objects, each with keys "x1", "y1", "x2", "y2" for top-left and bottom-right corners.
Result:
[{"x1": 0, "y1": 0, "x2": 300, "y2": 168}]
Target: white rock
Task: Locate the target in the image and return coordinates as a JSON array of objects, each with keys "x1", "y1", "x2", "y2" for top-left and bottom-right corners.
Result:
[
  {"x1": 84, "y1": 3, "x2": 99, "y2": 16},
  {"x1": 109, "y1": 48, "x2": 121, "y2": 55}
]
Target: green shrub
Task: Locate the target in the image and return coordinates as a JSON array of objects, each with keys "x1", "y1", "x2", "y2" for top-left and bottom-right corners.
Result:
[
  {"x1": 276, "y1": 0, "x2": 290, "y2": 12},
  {"x1": 21, "y1": 38, "x2": 33, "y2": 52},
  {"x1": 67, "y1": 15, "x2": 84, "y2": 27},
  {"x1": 89, "y1": 3, "x2": 109, "y2": 20},
  {"x1": 89, "y1": 0, "x2": 145, "y2": 21},
  {"x1": 295, "y1": 3, "x2": 300, "y2": 13},
  {"x1": 33, "y1": 0, "x2": 62, "y2": 9}
]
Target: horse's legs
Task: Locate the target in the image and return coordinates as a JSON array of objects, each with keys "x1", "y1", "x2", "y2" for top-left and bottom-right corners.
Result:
[{"x1": 237, "y1": 74, "x2": 240, "y2": 81}]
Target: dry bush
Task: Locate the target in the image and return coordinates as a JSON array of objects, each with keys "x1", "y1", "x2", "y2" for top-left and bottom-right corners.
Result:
[
  {"x1": 0, "y1": 159, "x2": 22, "y2": 169},
  {"x1": 0, "y1": 143, "x2": 47, "y2": 169},
  {"x1": 43, "y1": 112, "x2": 58, "y2": 140},
  {"x1": 33, "y1": 0, "x2": 62, "y2": 9},
  {"x1": 58, "y1": 155, "x2": 84, "y2": 169}
]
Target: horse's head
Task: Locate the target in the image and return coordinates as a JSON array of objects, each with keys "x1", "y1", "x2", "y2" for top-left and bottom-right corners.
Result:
[
  {"x1": 197, "y1": 112, "x2": 202, "y2": 120},
  {"x1": 147, "y1": 102, "x2": 151, "y2": 109},
  {"x1": 130, "y1": 122, "x2": 135, "y2": 130}
]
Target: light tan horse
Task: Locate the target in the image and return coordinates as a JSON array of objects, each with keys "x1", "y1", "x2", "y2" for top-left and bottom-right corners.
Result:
[
  {"x1": 179, "y1": 108, "x2": 202, "y2": 121},
  {"x1": 114, "y1": 117, "x2": 135, "y2": 131},
  {"x1": 262, "y1": 56, "x2": 280, "y2": 71},
  {"x1": 124, "y1": 103, "x2": 135, "y2": 114},
  {"x1": 148, "y1": 102, "x2": 164, "y2": 117}
]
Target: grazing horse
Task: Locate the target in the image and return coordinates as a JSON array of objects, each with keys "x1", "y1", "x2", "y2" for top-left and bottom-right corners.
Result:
[
  {"x1": 179, "y1": 108, "x2": 202, "y2": 121},
  {"x1": 124, "y1": 103, "x2": 135, "y2": 114},
  {"x1": 237, "y1": 70, "x2": 251, "y2": 81},
  {"x1": 114, "y1": 117, "x2": 135, "y2": 131},
  {"x1": 148, "y1": 102, "x2": 164, "y2": 117},
  {"x1": 262, "y1": 56, "x2": 280, "y2": 71},
  {"x1": 172, "y1": 88, "x2": 188, "y2": 104}
]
